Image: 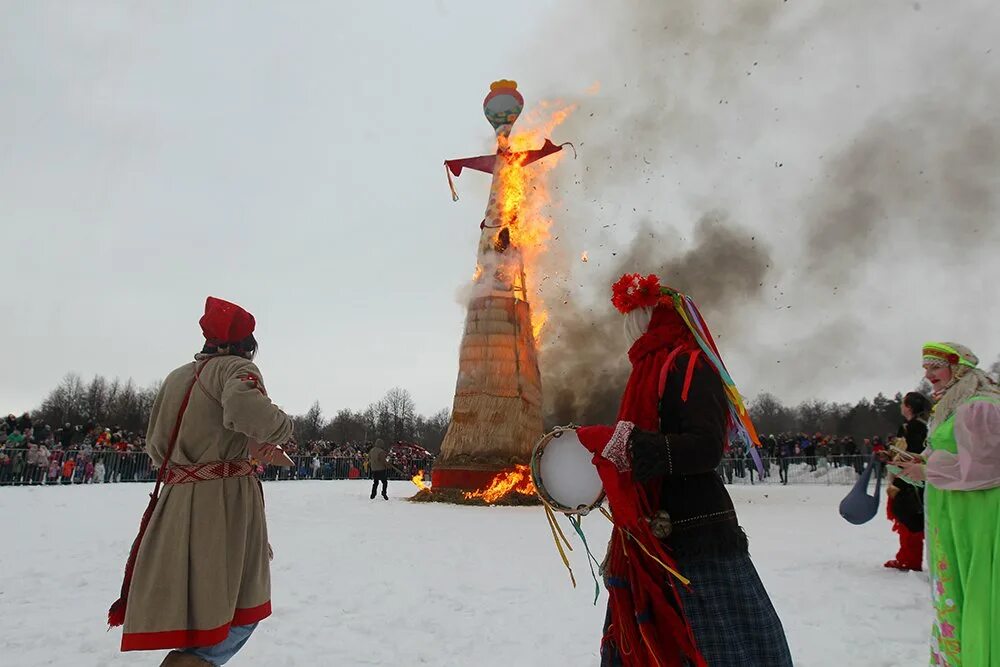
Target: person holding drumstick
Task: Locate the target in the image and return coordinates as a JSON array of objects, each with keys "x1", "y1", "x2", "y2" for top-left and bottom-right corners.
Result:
[{"x1": 583, "y1": 274, "x2": 791, "y2": 667}]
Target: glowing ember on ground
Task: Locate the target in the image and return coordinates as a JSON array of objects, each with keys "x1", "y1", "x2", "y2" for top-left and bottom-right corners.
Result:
[
  {"x1": 411, "y1": 470, "x2": 428, "y2": 491},
  {"x1": 463, "y1": 464, "x2": 537, "y2": 503}
]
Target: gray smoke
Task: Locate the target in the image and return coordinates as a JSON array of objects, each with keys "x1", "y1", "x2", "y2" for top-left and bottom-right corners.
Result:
[
  {"x1": 521, "y1": 0, "x2": 1000, "y2": 424},
  {"x1": 541, "y1": 214, "x2": 770, "y2": 426}
]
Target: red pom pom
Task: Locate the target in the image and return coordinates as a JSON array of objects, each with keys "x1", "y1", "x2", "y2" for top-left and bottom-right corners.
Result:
[{"x1": 611, "y1": 273, "x2": 663, "y2": 314}]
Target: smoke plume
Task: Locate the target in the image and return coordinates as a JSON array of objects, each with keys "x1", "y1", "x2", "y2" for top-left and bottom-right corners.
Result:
[{"x1": 521, "y1": 0, "x2": 1000, "y2": 425}]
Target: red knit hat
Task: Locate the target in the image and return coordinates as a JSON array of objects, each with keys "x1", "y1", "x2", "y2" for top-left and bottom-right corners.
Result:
[{"x1": 199, "y1": 297, "x2": 255, "y2": 344}]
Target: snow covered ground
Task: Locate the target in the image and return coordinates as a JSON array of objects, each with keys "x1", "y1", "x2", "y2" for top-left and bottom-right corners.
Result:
[{"x1": 0, "y1": 481, "x2": 930, "y2": 666}]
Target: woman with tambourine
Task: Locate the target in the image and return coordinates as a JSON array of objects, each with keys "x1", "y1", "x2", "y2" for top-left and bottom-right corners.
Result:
[{"x1": 577, "y1": 274, "x2": 791, "y2": 667}]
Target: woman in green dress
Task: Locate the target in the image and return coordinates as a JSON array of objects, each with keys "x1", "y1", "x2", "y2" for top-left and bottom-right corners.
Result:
[{"x1": 898, "y1": 342, "x2": 1000, "y2": 666}]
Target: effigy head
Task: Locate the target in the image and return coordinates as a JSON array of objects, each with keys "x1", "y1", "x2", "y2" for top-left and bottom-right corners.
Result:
[{"x1": 484, "y1": 80, "x2": 524, "y2": 136}]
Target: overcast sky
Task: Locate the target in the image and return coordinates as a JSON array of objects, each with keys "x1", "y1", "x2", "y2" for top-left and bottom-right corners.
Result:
[{"x1": 2, "y1": 1, "x2": 998, "y2": 420}]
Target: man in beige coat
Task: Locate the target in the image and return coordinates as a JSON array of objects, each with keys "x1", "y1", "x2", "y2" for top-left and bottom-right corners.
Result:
[{"x1": 109, "y1": 297, "x2": 293, "y2": 666}]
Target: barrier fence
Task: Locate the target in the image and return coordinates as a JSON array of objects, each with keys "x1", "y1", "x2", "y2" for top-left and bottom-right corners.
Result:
[
  {"x1": 720, "y1": 455, "x2": 873, "y2": 486},
  {"x1": 0, "y1": 449, "x2": 434, "y2": 487},
  {"x1": 0, "y1": 449, "x2": 876, "y2": 488}
]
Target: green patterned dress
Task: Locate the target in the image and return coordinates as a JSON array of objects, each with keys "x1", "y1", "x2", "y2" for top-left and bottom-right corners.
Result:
[{"x1": 925, "y1": 396, "x2": 1000, "y2": 666}]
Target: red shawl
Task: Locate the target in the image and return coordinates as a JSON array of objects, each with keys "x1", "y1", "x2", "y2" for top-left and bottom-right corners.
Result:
[{"x1": 577, "y1": 304, "x2": 706, "y2": 667}]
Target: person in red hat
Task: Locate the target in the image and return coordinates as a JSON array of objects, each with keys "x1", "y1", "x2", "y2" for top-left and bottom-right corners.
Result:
[{"x1": 108, "y1": 297, "x2": 294, "y2": 666}]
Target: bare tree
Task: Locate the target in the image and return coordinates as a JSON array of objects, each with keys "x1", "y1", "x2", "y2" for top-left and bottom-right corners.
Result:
[
  {"x1": 381, "y1": 387, "x2": 416, "y2": 443},
  {"x1": 749, "y1": 393, "x2": 795, "y2": 435},
  {"x1": 293, "y1": 401, "x2": 325, "y2": 443}
]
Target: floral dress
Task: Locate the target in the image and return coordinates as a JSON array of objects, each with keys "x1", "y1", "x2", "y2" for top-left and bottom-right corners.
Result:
[{"x1": 924, "y1": 396, "x2": 1000, "y2": 666}]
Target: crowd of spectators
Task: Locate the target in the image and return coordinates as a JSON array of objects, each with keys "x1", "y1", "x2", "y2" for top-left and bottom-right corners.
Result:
[
  {"x1": 0, "y1": 413, "x2": 435, "y2": 486},
  {"x1": 0, "y1": 413, "x2": 150, "y2": 485},
  {"x1": 720, "y1": 431, "x2": 897, "y2": 484},
  {"x1": 267, "y1": 439, "x2": 434, "y2": 481}
]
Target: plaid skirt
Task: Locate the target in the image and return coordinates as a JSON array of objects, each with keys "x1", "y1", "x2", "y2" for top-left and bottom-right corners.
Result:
[{"x1": 601, "y1": 551, "x2": 792, "y2": 666}]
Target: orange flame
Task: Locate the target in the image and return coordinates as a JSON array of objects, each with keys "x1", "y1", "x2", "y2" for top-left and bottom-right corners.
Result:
[
  {"x1": 581, "y1": 251, "x2": 589, "y2": 263},
  {"x1": 411, "y1": 469, "x2": 428, "y2": 491},
  {"x1": 497, "y1": 100, "x2": 576, "y2": 342},
  {"x1": 463, "y1": 464, "x2": 537, "y2": 503},
  {"x1": 472, "y1": 264, "x2": 483, "y2": 282}
]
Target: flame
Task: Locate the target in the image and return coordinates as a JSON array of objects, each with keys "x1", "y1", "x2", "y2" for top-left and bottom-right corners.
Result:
[
  {"x1": 531, "y1": 311, "x2": 548, "y2": 341},
  {"x1": 463, "y1": 464, "x2": 536, "y2": 503},
  {"x1": 581, "y1": 251, "x2": 589, "y2": 263},
  {"x1": 411, "y1": 469, "x2": 428, "y2": 491},
  {"x1": 472, "y1": 264, "x2": 483, "y2": 282},
  {"x1": 585, "y1": 81, "x2": 601, "y2": 95},
  {"x1": 497, "y1": 100, "x2": 576, "y2": 342}
]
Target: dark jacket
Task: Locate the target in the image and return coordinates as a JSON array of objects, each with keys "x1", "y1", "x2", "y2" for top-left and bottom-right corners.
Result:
[
  {"x1": 629, "y1": 352, "x2": 746, "y2": 559},
  {"x1": 890, "y1": 417, "x2": 928, "y2": 532}
]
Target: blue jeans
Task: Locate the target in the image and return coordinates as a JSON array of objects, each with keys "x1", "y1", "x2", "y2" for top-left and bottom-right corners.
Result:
[{"x1": 184, "y1": 623, "x2": 257, "y2": 665}]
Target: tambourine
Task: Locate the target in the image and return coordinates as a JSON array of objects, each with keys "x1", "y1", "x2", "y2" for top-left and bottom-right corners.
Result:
[{"x1": 530, "y1": 426, "x2": 605, "y2": 515}]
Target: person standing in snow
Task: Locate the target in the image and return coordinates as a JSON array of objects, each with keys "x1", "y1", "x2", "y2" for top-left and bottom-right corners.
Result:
[
  {"x1": 108, "y1": 297, "x2": 293, "y2": 666},
  {"x1": 578, "y1": 274, "x2": 791, "y2": 667},
  {"x1": 897, "y1": 342, "x2": 1000, "y2": 666},
  {"x1": 881, "y1": 391, "x2": 929, "y2": 572},
  {"x1": 368, "y1": 439, "x2": 389, "y2": 500}
]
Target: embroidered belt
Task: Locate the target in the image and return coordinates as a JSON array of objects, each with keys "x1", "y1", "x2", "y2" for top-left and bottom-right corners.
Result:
[{"x1": 164, "y1": 459, "x2": 256, "y2": 484}]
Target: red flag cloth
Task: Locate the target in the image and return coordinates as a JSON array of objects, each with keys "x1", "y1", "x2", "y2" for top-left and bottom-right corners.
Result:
[
  {"x1": 444, "y1": 154, "x2": 497, "y2": 177},
  {"x1": 577, "y1": 302, "x2": 707, "y2": 667},
  {"x1": 517, "y1": 138, "x2": 564, "y2": 166}
]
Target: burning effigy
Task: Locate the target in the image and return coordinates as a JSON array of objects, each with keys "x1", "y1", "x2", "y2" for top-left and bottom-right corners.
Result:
[{"x1": 413, "y1": 80, "x2": 572, "y2": 505}]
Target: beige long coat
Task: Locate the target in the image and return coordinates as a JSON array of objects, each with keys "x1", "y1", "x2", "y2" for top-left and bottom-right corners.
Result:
[{"x1": 121, "y1": 354, "x2": 292, "y2": 652}]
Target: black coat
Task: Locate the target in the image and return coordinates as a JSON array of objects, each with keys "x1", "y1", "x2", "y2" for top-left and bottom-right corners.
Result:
[
  {"x1": 629, "y1": 352, "x2": 746, "y2": 559},
  {"x1": 890, "y1": 418, "x2": 928, "y2": 532}
]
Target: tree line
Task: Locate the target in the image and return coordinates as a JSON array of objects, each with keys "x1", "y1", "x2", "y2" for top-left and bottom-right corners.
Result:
[
  {"x1": 750, "y1": 356, "x2": 1000, "y2": 440},
  {"x1": 30, "y1": 374, "x2": 450, "y2": 453},
  {"x1": 27, "y1": 357, "x2": 1000, "y2": 453}
]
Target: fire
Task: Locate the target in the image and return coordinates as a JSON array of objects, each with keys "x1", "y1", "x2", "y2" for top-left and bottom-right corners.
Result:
[
  {"x1": 411, "y1": 469, "x2": 428, "y2": 491},
  {"x1": 581, "y1": 251, "x2": 589, "y2": 263},
  {"x1": 463, "y1": 464, "x2": 536, "y2": 503},
  {"x1": 472, "y1": 264, "x2": 483, "y2": 282},
  {"x1": 531, "y1": 311, "x2": 548, "y2": 341},
  {"x1": 498, "y1": 100, "x2": 576, "y2": 342}
]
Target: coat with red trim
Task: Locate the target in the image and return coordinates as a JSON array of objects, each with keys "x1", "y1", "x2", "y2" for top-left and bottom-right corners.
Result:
[{"x1": 121, "y1": 354, "x2": 292, "y2": 652}]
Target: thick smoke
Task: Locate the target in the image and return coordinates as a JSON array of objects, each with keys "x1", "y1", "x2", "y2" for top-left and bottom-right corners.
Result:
[
  {"x1": 542, "y1": 215, "x2": 770, "y2": 426},
  {"x1": 522, "y1": 1, "x2": 1000, "y2": 425}
]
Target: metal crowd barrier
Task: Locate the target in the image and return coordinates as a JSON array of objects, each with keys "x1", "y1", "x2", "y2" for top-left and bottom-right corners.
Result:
[
  {"x1": 718, "y1": 455, "x2": 872, "y2": 486},
  {"x1": 0, "y1": 449, "x2": 434, "y2": 487}
]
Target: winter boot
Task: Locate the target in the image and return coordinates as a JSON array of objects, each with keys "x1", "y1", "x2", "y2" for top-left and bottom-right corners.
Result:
[{"x1": 160, "y1": 650, "x2": 213, "y2": 666}]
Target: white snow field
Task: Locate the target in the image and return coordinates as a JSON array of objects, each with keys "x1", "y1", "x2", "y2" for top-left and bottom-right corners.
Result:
[{"x1": 0, "y1": 482, "x2": 930, "y2": 666}]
